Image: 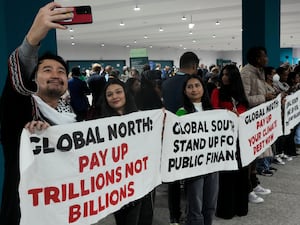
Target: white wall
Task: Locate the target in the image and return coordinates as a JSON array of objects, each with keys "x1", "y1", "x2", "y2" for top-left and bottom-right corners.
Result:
[
  {"x1": 57, "y1": 42, "x2": 243, "y2": 68},
  {"x1": 293, "y1": 48, "x2": 300, "y2": 64},
  {"x1": 218, "y1": 51, "x2": 243, "y2": 66}
]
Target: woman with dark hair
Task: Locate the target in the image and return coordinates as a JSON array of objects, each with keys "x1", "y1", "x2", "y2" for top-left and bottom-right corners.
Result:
[
  {"x1": 97, "y1": 78, "x2": 142, "y2": 225},
  {"x1": 99, "y1": 79, "x2": 137, "y2": 118},
  {"x1": 287, "y1": 71, "x2": 300, "y2": 93},
  {"x1": 177, "y1": 75, "x2": 212, "y2": 114},
  {"x1": 211, "y1": 64, "x2": 249, "y2": 219},
  {"x1": 126, "y1": 77, "x2": 141, "y2": 98},
  {"x1": 135, "y1": 74, "x2": 163, "y2": 110},
  {"x1": 176, "y1": 74, "x2": 219, "y2": 225},
  {"x1": 211, "y1": 65, "x2": 249, "y2": 111}
]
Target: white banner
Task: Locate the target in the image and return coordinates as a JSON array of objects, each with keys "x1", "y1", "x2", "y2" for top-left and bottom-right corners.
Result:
[
  {"x1": 161, "y1": 110, "x2": 238, "y2": 182},
  {"x1": 238, "y1": 95, "x2": 283, "y2": 166},
  {"x1": 19, "y1": 110, "x2": 164, "y2": 225},
  {"x1": 283, "y1": 90, "x2": 300, "y2": 135}
]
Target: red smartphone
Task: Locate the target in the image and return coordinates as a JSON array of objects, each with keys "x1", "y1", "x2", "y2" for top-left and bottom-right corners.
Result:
[{"x1": 57, "y1": 6, "x2": 93, "y2": 25}]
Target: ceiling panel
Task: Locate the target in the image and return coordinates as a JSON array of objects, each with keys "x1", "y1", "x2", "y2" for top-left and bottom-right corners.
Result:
[{"x1": 56, "y1": 0, "x2": 300, "y2": 51}]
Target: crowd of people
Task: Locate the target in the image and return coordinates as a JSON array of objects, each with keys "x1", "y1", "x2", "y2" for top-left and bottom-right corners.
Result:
[{"x1": 0, "y1": 2, "x2": 300, "y2": 225}]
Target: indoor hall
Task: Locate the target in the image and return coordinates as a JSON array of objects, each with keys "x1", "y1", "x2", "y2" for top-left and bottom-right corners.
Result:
[
  {"x1": 54, "y1": 0, "x2": 300, "y2": 68},
  {"x1": 1, "y1": 1, "x2": 300, "y2": 225}
]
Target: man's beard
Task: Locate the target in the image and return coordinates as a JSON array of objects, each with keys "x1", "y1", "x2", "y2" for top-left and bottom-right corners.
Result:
[{"x1": 47, "y1": 88, "x2": 65, "y2": 98}]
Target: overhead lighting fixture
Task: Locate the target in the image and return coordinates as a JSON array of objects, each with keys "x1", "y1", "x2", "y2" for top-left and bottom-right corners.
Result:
[
  {"x1": 101, "y1": 43, "x2": 105, "y2": 47},
  {"x1": 192, "y1": 40, "x2": 196, "y2": 43},
  {"x1": 188, "y1": 15, "x2": 195, "y2": 29},
  {"x1": 188, "y1": 23, "x2": 195, "y2": 29},
  {"x1": 189, "y1": 30, "x2": 193, "y2": 35},
  {"x1": 215, "y1": 20, "x2": 220, "y2": 25},
  {"x1": 69, "y1": 28, "x2": 74, "y2": 32},
  {"x1": 71, "y1": 42, "x2": 75, "y2": 46},
  {"x1": 149, "y1": 45, "x2": 153, "y2": 48},
  {"x1": 134, "y1": 40, "x2": 137, "y2": 43},
  {"x1": 126, "y1": 44, "x2": 130, "y2": 48},
  {"x1": 134, "y1": 5, "x2": 140, "y2": 11},
  {"x1": 144, "y1": 35, "x2": 148, "y2": 39},
  {"x1": 70, "y1": 36, "x2": 74, "y2": 40},
  {"x1": 181, "y1": 16, "x2": 187, "y2": 21},
  {"x1": 179, "y1": 44, "x2": 183, "y2": 47},
  {"x1": 212, "y1": 34, "x2": 216, "y2": 38},
  {"x1": 159, "y1": 27, "x2": 164, "y2": 32},
  {"x1": 120, "y1": 21, "x2": 125, "y2": 26}
]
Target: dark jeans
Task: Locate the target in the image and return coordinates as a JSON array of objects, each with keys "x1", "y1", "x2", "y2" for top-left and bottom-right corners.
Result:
[
  {"x1": 114, "y1": 201, "x2": 142, "y2": 225},
  {"x1": 216, "y1": 167, "x2": 249, "y2": 219},
  {"x1": 168, "y1": 181, "x2": 182, "y2": 222},
  {"x1": 276, "y1": 131, "x2": 297, "y2": 156},
  {"x1": 249, "y1": 160, "x2": 260, "y2": 192},
  {"x1": 138, "y1": 190, "x2": 155, "y2": 225},
  {"x1": 256, "y1": 157, "x2": 272, "y2": 173}
]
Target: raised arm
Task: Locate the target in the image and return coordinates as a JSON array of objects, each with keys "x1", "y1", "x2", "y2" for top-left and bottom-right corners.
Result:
[{"x1": 8, "y1": 2, "x2": 74, "y2": 94}]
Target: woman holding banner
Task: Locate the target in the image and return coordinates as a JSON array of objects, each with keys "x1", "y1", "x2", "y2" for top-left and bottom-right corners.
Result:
[
  {"x1": 211, "y1": 64, "x2": 249, "y2": 219},
  {"x1": 176, "y1": 74, "x2": 219, "y2": 225},
  {"x1": 93, "y1": 78, "x2": 147, "y2": 225}
]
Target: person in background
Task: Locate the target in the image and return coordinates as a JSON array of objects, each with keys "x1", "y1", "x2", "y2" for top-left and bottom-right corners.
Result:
[
  {"x1": 130, "y1": 68, "x2": 140, "y2": 80},
  {"x1": 162, "y1": 65, "x2": 172, "y2": 80},
  {"x1": 87, "y1": 63, "x2": 106, "y2": 108},
  {"x1": 274, "y1": 66, "x2": 298, "y2": 159},
  {"x1": 126, "y1": 77, "x2": 141, "y2": 98},
  {"x1": 68, "y1": 67, "x2": 90, "y2": 121},
  {"x1": 109, "y1": 69, "x2": 120, "y2": 80},
  {"x1": 206, "y1": 66, "x2": 220, "y2": 97},
  {"x1": 199, "y1": 63, "x2": 208, "y2": 76},
  {"x1": 287, "y1": 71, "x2": 300, "y2": 153},
  {"x1": 274, "y1": 66, "x2": 290, "y2": 93},
  {"x1": 0, "y1": 3, "x2": 76, "y2": 224},
  {"x1": 287, "y1": 71, "x2": 300, "y2": 93},
  {"x1": 103, "y1": 65, "x2": 113, "y2": 81},
  {"x1": 135, "y1": 72, "x2": 163, "y2": 111},
  {"x1": 211, "y1": 64, "x2": 249, "y2": 219},
  {"x1": 255, "y1": 72, "x2": 278, "y2": 176},
  {"x1": 176, "y1": 75, "x2": 218, "y2": 225},
  {"x1": 90, "y1": 63, "x2": 103, "y2": 76},
  {"x1": 120, "y1": 65, "x2": 130, "y2": 82},
  {"x1": 155, "y1": 63, "x2": 162, "y2": 72},
  {"x1": 162, "y1": 52, "x2": 200, "y2": 225},
  {"x1": 263, "y1": 66, "x2": 284, "y2": 167},
  {"x1": 133, "y1": 73, "x2": 163, "y2": 225},
  {"x1": 240, "y1": 46, "x2": 273, "y2": 204},
  {"x1": 204, "y1": 64, "x2": 217, "y2": 82}
]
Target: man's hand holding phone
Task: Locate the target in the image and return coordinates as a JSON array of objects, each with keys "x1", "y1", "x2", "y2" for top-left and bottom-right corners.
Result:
[
  {"x1": 26, "y1": 3, "x2": 92, "y2": 47},
  {"x1": 54, "y1": 6, "x2": 93, "y2": 25},
  {"x1": 52, "y1": 6, "x2": 75, "y2": 25},
  {"x1": 26, "y1": 2, "x2": 74, "y2": 46}
]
